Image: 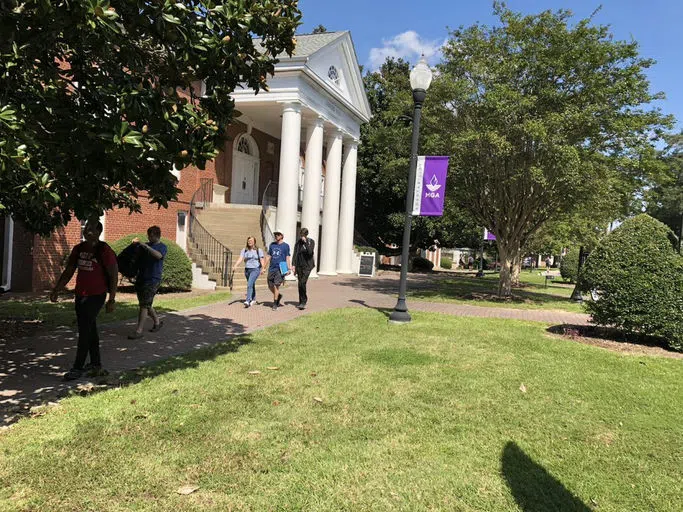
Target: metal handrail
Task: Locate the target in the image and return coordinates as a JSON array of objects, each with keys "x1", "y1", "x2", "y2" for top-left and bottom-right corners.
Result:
[
  {"x1": 261, "y1": 180, "x2": 277, "y2": 247},
  {"x1": 188, "y1": 178, "x2": 232, "y2": 286}
]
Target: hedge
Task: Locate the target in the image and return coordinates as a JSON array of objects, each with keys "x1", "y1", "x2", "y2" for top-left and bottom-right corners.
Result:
[
  {"x1": 579, "y1": 215, "x2": 683, "y2": 351},
  {"x1": 440, "y1": 257, "x2": 453, "y2": 270},
  {"x1": 109, "y1": 234, "x2": 193, "y2": 291},
  {"x1": 411, "y1": 256, "x2": 434, "y2": 272}
]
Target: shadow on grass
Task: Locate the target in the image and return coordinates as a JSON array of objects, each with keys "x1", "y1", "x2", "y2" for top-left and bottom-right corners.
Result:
[
  {"x1": 502, "y1": 442, "x2": 591, "y2": 511},
  {"x1": 333, "y1": 270, "x2": 576, "y2": 309},
  {"x1": 1, "y1": 311, "x2": 250, "y2": 425}
]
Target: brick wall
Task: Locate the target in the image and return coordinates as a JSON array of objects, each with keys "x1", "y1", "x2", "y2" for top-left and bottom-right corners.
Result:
[{"x1": 31, "y1": 220, "x2": 83, "y2": 291}]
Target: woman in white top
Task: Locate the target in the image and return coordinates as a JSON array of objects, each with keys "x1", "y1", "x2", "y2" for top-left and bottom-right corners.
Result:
[{"x1": 232, "y1": 236, "x2": 265, "y2": 307}]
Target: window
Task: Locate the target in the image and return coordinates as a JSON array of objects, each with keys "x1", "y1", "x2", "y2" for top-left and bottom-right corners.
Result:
[
  {"x1": 328, "y1": 65, "x2": 341, "y2": 87},
  {"x1": 237, "y1": 136, "x2": 252, "y2": 155}
]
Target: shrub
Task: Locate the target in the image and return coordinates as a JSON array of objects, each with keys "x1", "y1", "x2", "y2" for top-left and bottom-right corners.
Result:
[
  {"x1": 411, "y1": 256, "x2": 434, "y2": 272},
  {"x1": 440, "y1": 257, "x2": 453, "y2": 270},
  {"x1": 109, "y1": 234, "x2": 192, "y2": 291},
  {"x1": 560, "y1": 247, "x2": 580, "y2": 283},
  {"x1": 579, "y1": 215, "x2": 683, "y2": 351}
]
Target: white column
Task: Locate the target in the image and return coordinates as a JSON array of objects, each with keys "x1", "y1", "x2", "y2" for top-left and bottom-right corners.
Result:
[
  {"x1": 318, "y1": 129, "x2": 343, "y2": 275},
  {"x1": 300, "y1": 116, "x2": 324, "y2": 278},
  {"x1": 336, "y1": 140, "x2": 358, "y2": 274},
  {"x1": 275, "y1": 102, "x2": 302, "y2": 247}
]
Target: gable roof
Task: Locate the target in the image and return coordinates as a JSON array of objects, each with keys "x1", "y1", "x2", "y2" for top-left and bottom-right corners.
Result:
[
  {"x1": 254, "y1": 31, "x2": 347, "y2": 59},
  {"x1": 254, "y1": 31, "x2": 371, "y2": 123}
]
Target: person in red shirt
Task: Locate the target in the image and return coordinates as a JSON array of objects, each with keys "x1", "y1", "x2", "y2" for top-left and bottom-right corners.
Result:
[{"x1": 50, "y1": 220, "x2": 118, "y2": 380}]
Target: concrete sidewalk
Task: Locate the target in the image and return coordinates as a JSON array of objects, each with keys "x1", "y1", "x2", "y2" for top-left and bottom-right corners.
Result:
[{"x1": 1, "y1": 272, "x2": 589, "y2": 424}]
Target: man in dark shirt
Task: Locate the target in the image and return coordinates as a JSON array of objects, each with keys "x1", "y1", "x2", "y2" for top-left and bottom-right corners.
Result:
[
  {"x1": 50, "y1": 219, "x2": 118, "y2": 380},
  {"x1": 292, "y1": 227, "x2": 315, "y2": 310},
  {"x1": 129, "y1": 226, "x2": 167, "y2": 339}
]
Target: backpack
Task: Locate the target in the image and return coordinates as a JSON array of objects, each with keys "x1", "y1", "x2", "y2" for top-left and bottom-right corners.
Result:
[{"x1": 117, "y1": 243, "x2": 142, "y2": 279}]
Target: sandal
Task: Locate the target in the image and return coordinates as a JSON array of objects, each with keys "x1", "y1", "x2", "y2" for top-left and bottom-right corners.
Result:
[
  {"x1": 149, "y1": 321, "x2": 164, "y2": 333},
  {"x1": 128, "y1": 332, "x2": 144, "y2": 340}
]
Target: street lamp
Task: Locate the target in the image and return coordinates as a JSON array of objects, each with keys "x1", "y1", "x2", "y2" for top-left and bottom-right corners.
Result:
[{"x1": 389, "y1": 56, "x2": 433, "y2": 324}]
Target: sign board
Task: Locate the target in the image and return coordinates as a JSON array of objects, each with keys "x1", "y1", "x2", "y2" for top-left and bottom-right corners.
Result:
[
  {"x1": 412, "y1": 156, "x2": 449, "y2": 216},
  {"x1": 484, "y1": 228, "x2": 496, "y2": 241},
  {"x1": 358, "y1": 253, "x2": 376, "y2": 278}
]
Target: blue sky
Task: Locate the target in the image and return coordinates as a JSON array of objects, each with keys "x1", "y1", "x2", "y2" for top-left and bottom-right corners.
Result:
[{"x1": 298, "y1": 0, "x2": 683, "y2": 131}]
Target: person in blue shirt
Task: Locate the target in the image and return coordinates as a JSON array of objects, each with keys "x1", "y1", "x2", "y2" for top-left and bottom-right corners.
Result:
[
  {"x1": 264, "y1": 231, "x2": 291, "y2": 310},
  {"x1": 232, "y1": 236, "x2": 265, "y2": 307},
  {"x1": 129, "y1": 226, "x2": 167, "y2": 339}
]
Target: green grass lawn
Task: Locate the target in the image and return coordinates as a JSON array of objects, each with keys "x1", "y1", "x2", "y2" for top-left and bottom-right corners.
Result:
[
  {"x1": 410, "y1": 270, "x2": 586, "y2": 313},
  {"x1": 0, "y1": 290, "x2": 233, "y2": 330},
  {"x1": 1, "y1": 309, "x2": 680, "y2": 511}
]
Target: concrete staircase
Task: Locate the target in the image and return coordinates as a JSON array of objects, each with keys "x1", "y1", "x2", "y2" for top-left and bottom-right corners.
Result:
[{"x1": 187, "y1": 205, "x2": 269, "y2": 292}]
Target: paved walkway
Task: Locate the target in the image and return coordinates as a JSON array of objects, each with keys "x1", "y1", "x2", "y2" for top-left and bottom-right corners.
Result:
[{"x1": 1, "y1": 272, "x2": 588, "y2": 424}]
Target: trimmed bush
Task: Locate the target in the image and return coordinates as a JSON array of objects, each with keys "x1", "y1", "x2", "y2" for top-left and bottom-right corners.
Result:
[
  {"x1": 411, "y1": 256, "x2": 434, "y2": 272},
  {"x1": 580, "y1": 215, "x2": 683, "y2": 351},
  {"x1": 560, "y1": 247, "x2": 580, "y2": 283},
  {"x1": 110, "y1": 234, "x2": 192, "y2": 291},
  {"x1": 440, "y1": 257, "x2": 453, "y2": 270}
]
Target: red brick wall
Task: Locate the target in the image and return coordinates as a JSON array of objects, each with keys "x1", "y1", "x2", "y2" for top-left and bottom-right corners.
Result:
[{"x1": 31, "y1": 220, "x2": 82, "y2": 291}]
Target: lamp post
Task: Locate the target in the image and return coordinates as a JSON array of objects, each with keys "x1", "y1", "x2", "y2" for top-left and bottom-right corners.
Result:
[{"x1": 389, "y1": 56, "x2": 433, "y2": 324}]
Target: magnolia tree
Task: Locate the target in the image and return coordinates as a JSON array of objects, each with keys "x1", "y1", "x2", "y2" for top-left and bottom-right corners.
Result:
[
  {"x1": 0, "y1": 0, "x2": 300, "y2": 234},
  {"x1": 427, "y1": 4, "x2": 671, "y2": 296}
]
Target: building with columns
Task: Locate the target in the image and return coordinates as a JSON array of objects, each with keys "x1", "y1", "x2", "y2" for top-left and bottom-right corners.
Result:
[{"x1": 0, "y1": 31, "x2": 370, "y2": 292}]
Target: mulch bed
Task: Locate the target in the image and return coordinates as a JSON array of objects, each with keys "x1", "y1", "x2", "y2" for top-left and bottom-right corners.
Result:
[{"x1": 547, "y1": 324, "x2": 683, "y2": 359}]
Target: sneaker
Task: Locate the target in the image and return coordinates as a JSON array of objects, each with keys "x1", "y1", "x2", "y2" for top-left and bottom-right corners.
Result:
[
  {"x1": 276, "y1": 293, "x2": 283, "y2": 306},
  {"x1": 128, "y1": 331, "x2": 143, "y2": 340},
  {"x1": 244, "y1": 300, "x2": 250, "y2": 306},
  {"x1": 272, "y1": 303, "x2": 278, "y2": 311},
  {"x1": 149, "y1": 321, "x2": 164, "y2": 333},
  {"x1": 297, "y1": 303, "x2": 306, "y2": 310},
  {"x1": 249, "y1": 300, "x2": 257, "y2": 306},
  {"x1": 63, "y1": 368, "x2": 83, "y2": 381}
]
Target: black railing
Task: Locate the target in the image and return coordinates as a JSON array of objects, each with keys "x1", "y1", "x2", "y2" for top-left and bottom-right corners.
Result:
[
  {"x1": 261, "y1": 180, "x2": 277, "y2": 248},
  {"x1": 189, "y1": 178, "x2": 232, "y2": 286}
]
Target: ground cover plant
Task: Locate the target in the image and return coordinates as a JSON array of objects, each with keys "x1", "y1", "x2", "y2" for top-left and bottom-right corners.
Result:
[
  {"x1": 409, "y1": 270, "x2": 584, "y2": 312},
  {"x1": 1, "y1": 309, "x2": 680, "y2": 511}
]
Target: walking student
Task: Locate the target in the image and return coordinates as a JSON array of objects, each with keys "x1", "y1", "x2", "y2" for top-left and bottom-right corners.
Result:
[
  {"x1": 232, "y1": 236, "x2": 265, "y2": 307},
  {"x1": 128, "y1": 226, "x2": 167, "y2": 339},
  {"x1": 292, "y1": 227, "x2": 315, "y2": 310},
  {"x1": 264, "y1": 231, "x2": 291, "y2": 310},
  {"x1": 50, "y1": 219, "x2": 118, "y2": 381}
]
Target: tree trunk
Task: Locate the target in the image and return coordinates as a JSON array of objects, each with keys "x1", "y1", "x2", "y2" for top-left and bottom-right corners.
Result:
[
  {"x1": 498, "y1": 244, "x2": 513, "y2": 297},
  {"x1": 511, "y1": 252, "x2": 522, "y2": 287}
]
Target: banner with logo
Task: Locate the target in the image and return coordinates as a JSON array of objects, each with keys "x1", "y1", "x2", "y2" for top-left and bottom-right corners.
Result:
[
  {"x1": 484, "y1": 228, "x2": 496, "y2": 241},
  {"x1": 412, "y1": 156, "x2": 449, "y2": 216}
]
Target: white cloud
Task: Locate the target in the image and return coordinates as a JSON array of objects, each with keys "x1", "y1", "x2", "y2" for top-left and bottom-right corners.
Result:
[{"x1": 367, "y1": 31, "x2": 444, "y2": 71}]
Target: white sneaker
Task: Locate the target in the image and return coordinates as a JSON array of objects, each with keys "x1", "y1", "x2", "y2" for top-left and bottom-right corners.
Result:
[
  {"x1": 249, "y1": 300, "x2": 256, "y2": 306},
  {"x1": 244, "y1": 300, "x2": 250, "y2": 307}
]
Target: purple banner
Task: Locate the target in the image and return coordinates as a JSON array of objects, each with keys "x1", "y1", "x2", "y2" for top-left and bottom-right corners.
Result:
[
  {"x1": 484, "y1": 228, "x2": 496, "y2": 241},
  {"x1": 412, "y1": 156, "x2": 449, "y2": 216}
]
